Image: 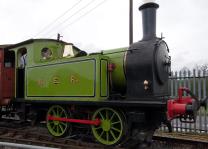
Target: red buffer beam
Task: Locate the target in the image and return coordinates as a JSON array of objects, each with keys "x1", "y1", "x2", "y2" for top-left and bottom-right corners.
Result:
[{"x1": 167, "y1": 87, "x2": 200, "y2": 121}]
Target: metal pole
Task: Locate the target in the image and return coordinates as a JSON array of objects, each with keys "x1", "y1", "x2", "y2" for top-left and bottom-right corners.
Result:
[{"x1": 129, "y1": 0, "x2": 133, "y2": 45}]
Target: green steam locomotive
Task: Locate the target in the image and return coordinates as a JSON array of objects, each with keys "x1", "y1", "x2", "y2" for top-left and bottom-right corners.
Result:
[{"x1": 0, "y1": 1, "x2": 206, "y2": 147}]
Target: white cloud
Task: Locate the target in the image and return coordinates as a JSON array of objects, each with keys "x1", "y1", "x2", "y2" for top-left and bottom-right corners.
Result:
[{"x1": 0, "y1": 0, "x2": 208, "y2": 71}]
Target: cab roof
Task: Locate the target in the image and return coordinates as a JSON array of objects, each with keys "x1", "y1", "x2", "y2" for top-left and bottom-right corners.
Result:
[
  {"x1": 5, "y1": 39, "x2": 72, "y2": 50},
  {"x1": 0, "y1": 44, "x2": 13, "y2": 49}
]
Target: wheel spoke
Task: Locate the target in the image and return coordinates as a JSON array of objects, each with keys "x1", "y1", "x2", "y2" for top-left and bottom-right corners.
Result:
[
  {"x1": 52, "y1": 124, "x2": 56, "y2": 130},
  {"x1": 60, "y1": 110, "x2": 64, "y2": 117},
  {"x1": 52, "y1": 110, "x2": 56, "y2": 116},
  {"x1": 99, "y1": 112, "x2": 105, "y2": 120},
  {"x1": 111, "y1": 121, "x2": 121, "y2": 125},
  {"x1": 47, "y1": 105, "x2": 70, "y2": 137},
  {"x1": 56, "y1": 107, "x2": 60, "y2": 116},
  {"x1": 110, "y1": 113, "x2": 116, "y2": 121},
  {"x1": 106, "y1": 110, "x2": 109, "y2": 120},
  {"x1": 99, "y1": 131, "x2": 104, "y2": 138},
  {"x1": 95, "y1": 126, "x2": 102, "y2": 130},
  {"x1": 49, "y1": 121, "x2": 54, "y2": 124},
  {"x1": 111, "y1": 127, "x2": 121, "y2": 133},
  {"x1": 92, "y1": 108, "x2": 124, "y2": 145},
  {"x1": 110, "y1": 130, "x2": 117, "y2": 140},
  {"x1": 60, "y1": 122, "x2": 67, "y2": 127},
  {"x1": 56, "y1": 125, "x2": 59, "y2": 133},
  {"x1": 106, "y1": 132, "x2": 109, "y2": 142},
  {"x1": 59, "y1": 124, "x2": 64, "y2": 133}
]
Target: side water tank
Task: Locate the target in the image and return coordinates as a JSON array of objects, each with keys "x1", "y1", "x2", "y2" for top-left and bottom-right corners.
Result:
[{"x1": 103, "y1": 47, "x2": 127, "y2": 94}]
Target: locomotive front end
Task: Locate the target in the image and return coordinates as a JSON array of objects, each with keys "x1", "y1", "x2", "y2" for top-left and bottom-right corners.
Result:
[
  {"x1": 125, "y1": 0, "x2": 208, "y2": 124},
  {"x1": 126, "y1": 1, "x2": 171, "y2": 100}
]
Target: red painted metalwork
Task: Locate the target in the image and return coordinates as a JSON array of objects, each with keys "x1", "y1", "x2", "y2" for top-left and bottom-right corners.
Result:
[
  {"x1": 0, "y1": 48, "x2": 15, "y2": 105},
  {"x1": 47, "y1": 115, "x2": 101, "y2": 126},
  {"x1": 108, "y1": 63, "x2": 116, "y2": 72},
  {"x1": 0, "y1": 49, "x2": 3, "y2": 102},
  {"x1": 3, "y1": 68, "x2": 15, "y2": 99},
  {"x1": 167, "y1": 87, "x2": 195, "y2": 120}
]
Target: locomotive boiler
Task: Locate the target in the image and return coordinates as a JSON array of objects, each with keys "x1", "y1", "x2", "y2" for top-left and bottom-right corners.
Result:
[{"x1": 0, "y1": 0, "x2": 206, "y2": 147}]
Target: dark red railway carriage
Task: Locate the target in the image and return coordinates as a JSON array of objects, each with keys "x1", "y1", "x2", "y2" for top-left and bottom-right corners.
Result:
[{"x1": 0, "y1": 45, "x2": 15, "y2": 105}]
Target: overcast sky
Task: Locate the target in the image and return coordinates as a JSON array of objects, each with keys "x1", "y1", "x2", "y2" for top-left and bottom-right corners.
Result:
[{"x1": 0, "y1": 0, "x2": 207, "y2": 71}]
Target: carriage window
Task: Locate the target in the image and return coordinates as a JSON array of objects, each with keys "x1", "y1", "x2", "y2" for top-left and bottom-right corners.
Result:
[
  {"x1": 41, "y1": 47, "x2": 52, "y2": 59},
  {"x1": 4, "y1": 50, "x2": 15, "y2": 68},
  {"x1": 5, "y1": 62, "x2": 12, "y2": 68}
]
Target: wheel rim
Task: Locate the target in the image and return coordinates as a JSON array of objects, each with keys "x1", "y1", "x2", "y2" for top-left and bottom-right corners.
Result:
[
  {"x1": 46, "y1": 105, "x2": 69, "y2": 137},
  {"x1": 92, "y1": 108, "x2": 124, "y2": 145}
]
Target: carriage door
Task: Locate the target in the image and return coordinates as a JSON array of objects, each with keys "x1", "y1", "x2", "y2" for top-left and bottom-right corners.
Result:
[
  {"x1": 0, "y1": 50, "x2": 3, "y2": 101},
  {"x1": 3, "y1": 51, "x2": 15, "y2": 100}
]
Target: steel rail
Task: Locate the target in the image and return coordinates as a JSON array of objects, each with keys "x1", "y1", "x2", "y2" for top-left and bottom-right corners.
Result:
[
  {"x1": 0, "y1": 142, "x2": 58, "y2": 149},
  {"x1": 153, "y1": 132, "x2": 208, "y2": 147}
]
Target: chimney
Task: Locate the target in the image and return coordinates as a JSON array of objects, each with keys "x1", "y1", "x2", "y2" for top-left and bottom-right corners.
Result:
[{"x1": 139, "y1": 0, "x2": 159, "y2": 40}]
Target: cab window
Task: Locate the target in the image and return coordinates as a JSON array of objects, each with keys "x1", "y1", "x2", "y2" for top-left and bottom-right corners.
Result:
[
  {"x1": 18, "y1": 48, "x2": 27, "y2": 68},
  {"x1": 63, "y1": 45, "x2": 75, "y2": 57},
  {"x1": 41, "y1": 47, "x2": 52, "y2": 59},
  {"x1": 63, "y1": 45, "x2": 87, "y2": 58}
]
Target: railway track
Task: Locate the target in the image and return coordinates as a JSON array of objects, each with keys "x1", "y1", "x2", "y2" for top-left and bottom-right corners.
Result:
[
  {"x1": 0, "y1": 120, "x2": 208, "y2": 149},
  {"x1": 0, "y1": 124, "x2": 124, "y2": 149},
  {"x1": 153, "y1": 131, "x2": 208, "y2": 149}
]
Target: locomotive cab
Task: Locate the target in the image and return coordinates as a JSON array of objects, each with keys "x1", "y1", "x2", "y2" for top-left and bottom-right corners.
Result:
[
  {"x1": 5, "y1": 39, "x2": 109, "y2": 102},
  {"x1": 5, "y1": 39, "x2": 70, "y2": 99}
]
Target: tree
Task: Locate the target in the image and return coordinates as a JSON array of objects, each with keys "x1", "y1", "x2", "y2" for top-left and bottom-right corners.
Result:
[{"x1": 194, "y1": 64, "x2": 208, "y2": 76}]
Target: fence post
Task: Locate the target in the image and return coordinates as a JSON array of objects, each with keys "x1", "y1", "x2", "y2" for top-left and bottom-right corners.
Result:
[
  {"x1": 179, "y1": 71, "x2": 183, "y2": 132},
  {"x1": 187, "y1": 70, "x2": 192, "y2": 132},
  {"x1": 170, "y1": 71, "x2": 175, "y2": 132},
  {"x1": 175, "y1": 71, "x2": 178, "y2": 132},
  {"x1": 183, "y1": 70, "x2": 187, "y2": 132},
  {"x1": 203, "y1": 70, "x2": 207, "y2": 133},
  {"x1": 193, "y1": 69, "x2": 197, "y2": 133},
  {"x1": 198, "y1": 70, "x2": 202, "y2": 133},
  {"x1": 171, "y1": 71, "x2": 174, "y2": 97}
]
